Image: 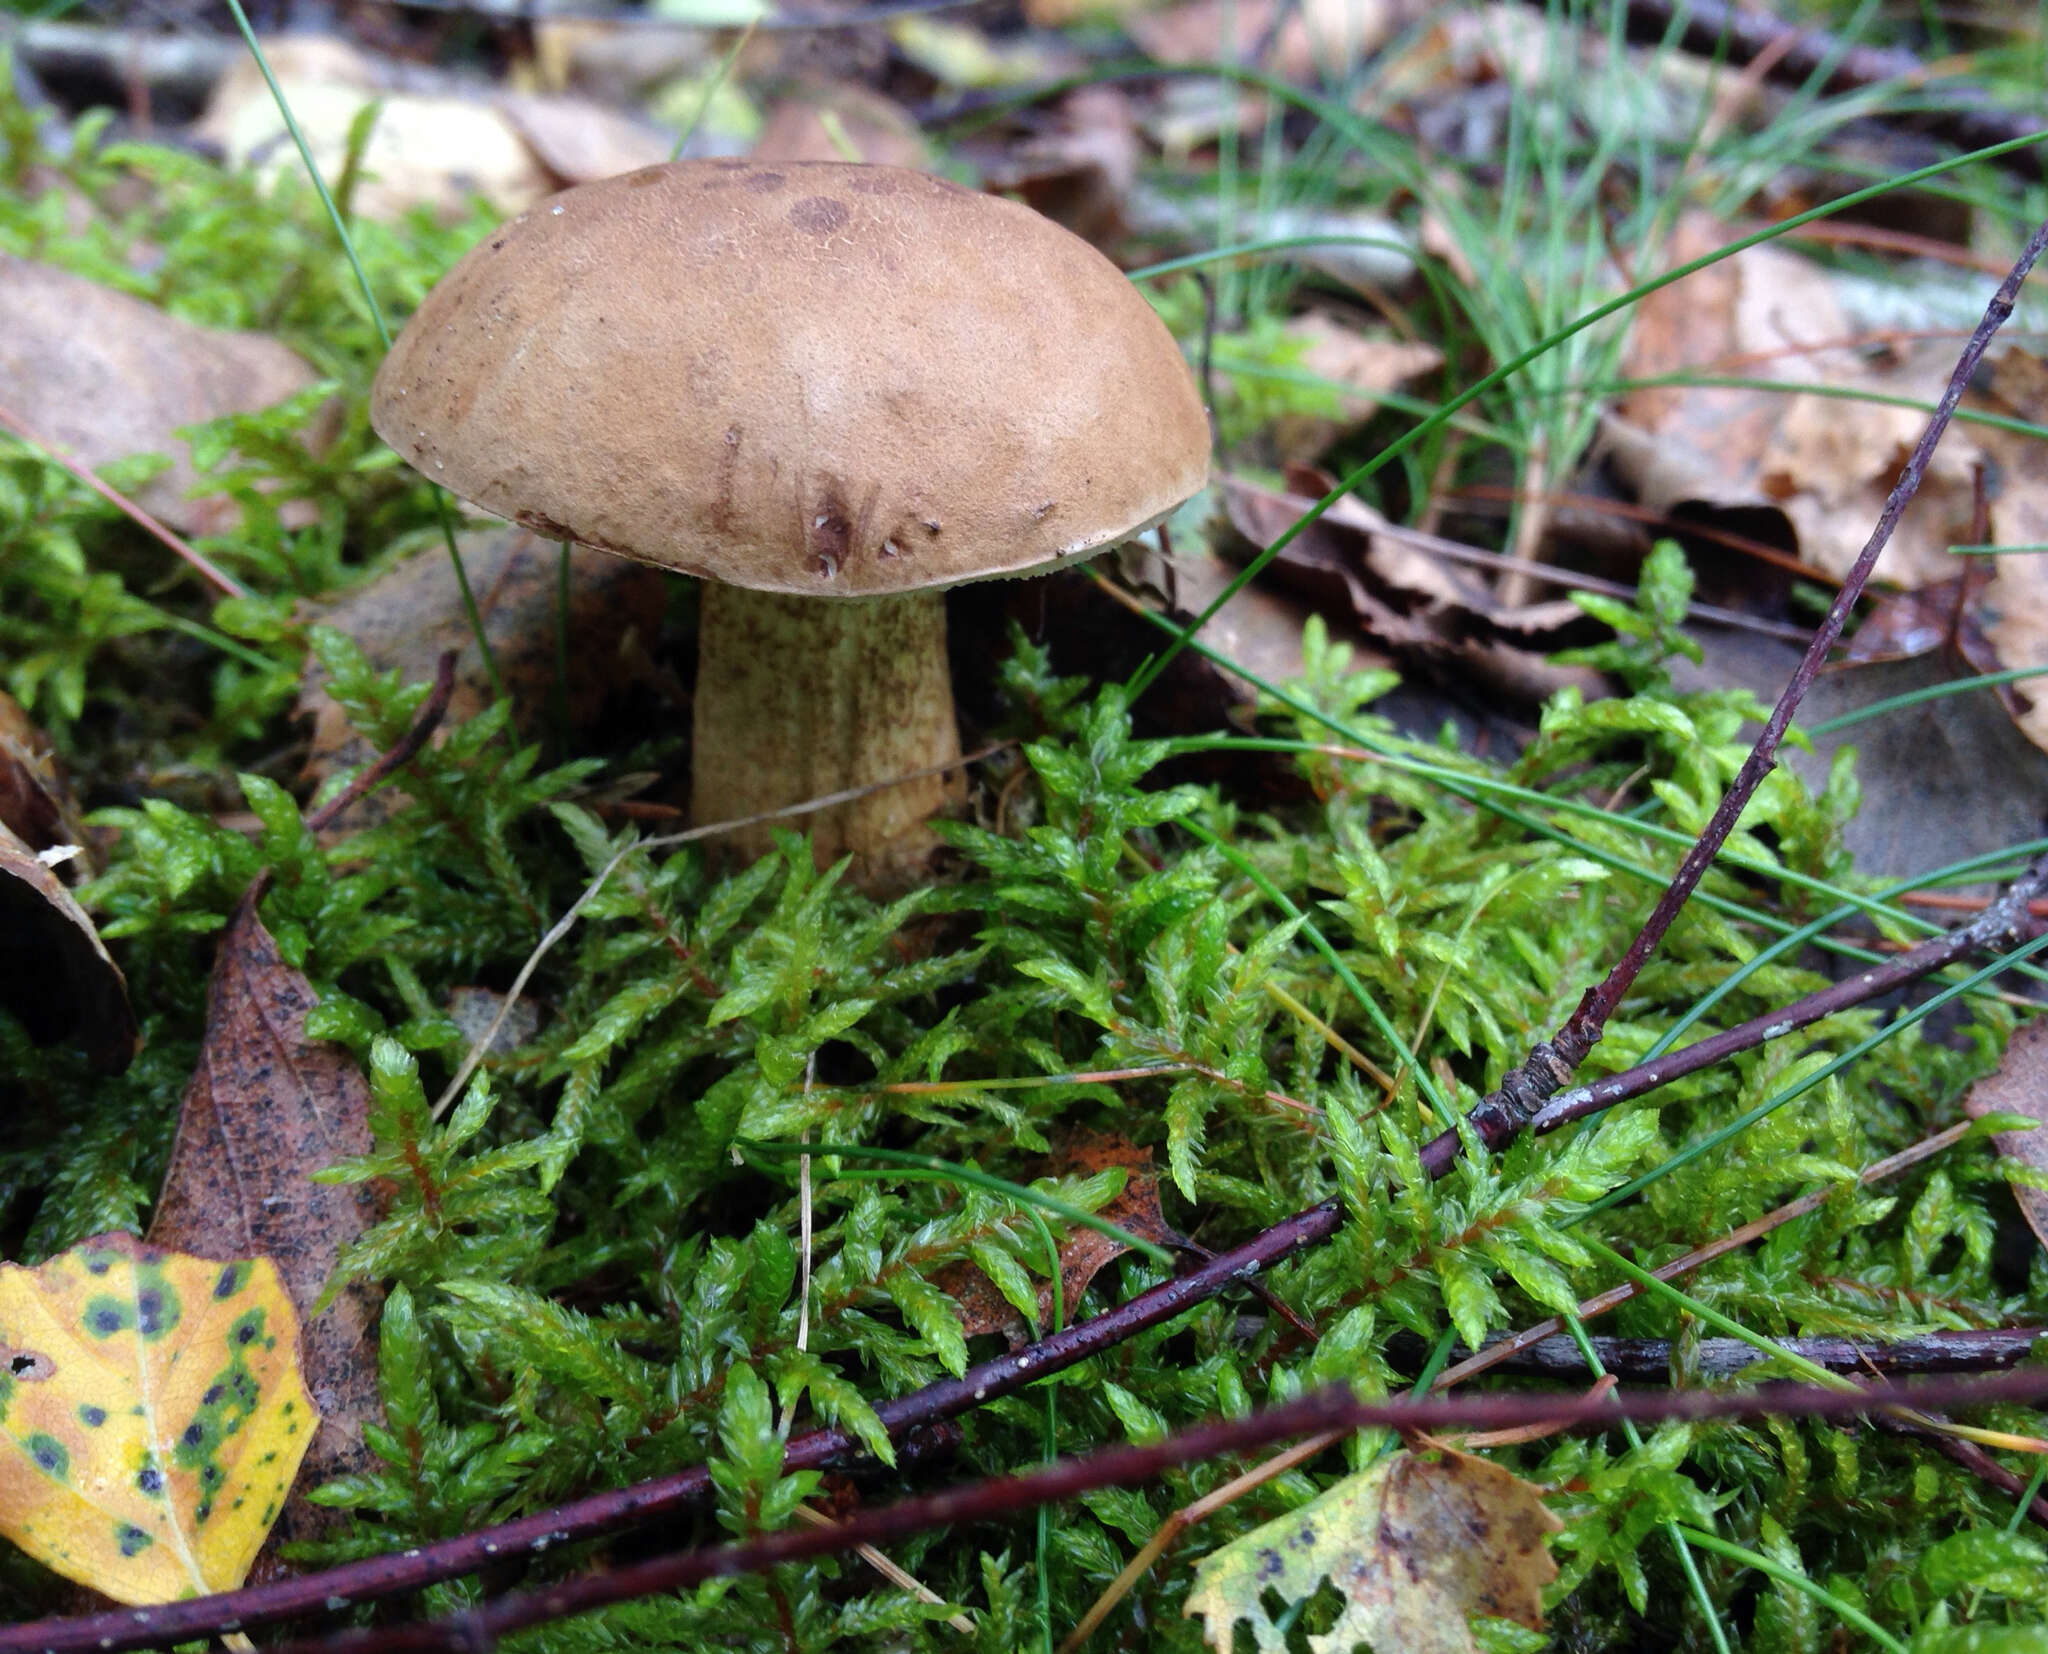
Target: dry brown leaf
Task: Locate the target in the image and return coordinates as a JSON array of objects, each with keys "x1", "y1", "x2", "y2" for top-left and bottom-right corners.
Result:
[
  {"x1": 1130, "y1": 0, "x2": 1426, "y2": 81},
  {"x1": 0, "y1": 819, "x2": 137, "y2": 1072},
  {"x1": 197, "y1": 41, "x2": 665, "y2": 221},
  {"x1": 0, "y1": 256, "x2": 321, "y2": 537},
  {"x1": 298, "y1": 528, "x2": 667, "y2": 815},
  {"x1": 936, "y1": 1135, "x2": 1183, "y2": 1340},
  {"x1": 1184, "y1": 1444, "x2": 1561, "y2": 1654},
  {"x1": 1225, "y1": 477, "x2": 1602, "y2": 707},
  {"x1": 753, "y1": 81, "x2": 930, "y2": 170},
  {"x1": 0, "y1": 689, "x2": 90, "y2": 877},
  {"x1": 1612, "y1": 212, "x2": 1979, "y2": 589},
  {"x1": 977, "y1": 86, "x2": 1139, "y2": 247},
  {"x1": 1964, "y1": 1016, "x2": 2048, "y2": 1255},
  {"x1": 1263, "y1": 312, "x2": 1442, "y2": 462},
  {"x1": 145, "y1": 894, "x2": 383, "y2": 1565}
]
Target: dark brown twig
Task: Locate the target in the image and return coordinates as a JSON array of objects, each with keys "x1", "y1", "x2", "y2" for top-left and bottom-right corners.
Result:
[
  {"x1": 1437, "y1": 212, "x2": 2048, "y2": 1168},
  {"x1": 1410, "y1": 1327, "x2": 2045, "y2": 1384},
  {"x1": 1581, "y1": 0, "x2": 2048, "y2": 182},
  {"x1": 303, "y1": 653, "x2": 460, "y2": 835},
  {"x1": 271, "y1": 1370, "x2": 2048, "y2": 1654}
]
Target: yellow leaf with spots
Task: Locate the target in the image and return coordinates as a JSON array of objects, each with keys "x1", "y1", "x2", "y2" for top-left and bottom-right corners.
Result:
[
  {"x1": 0, "y1": 1232, "x2": 317, "y2": 1603},
  {"x1": 1184, "y1": 1445, "x2": 1561, "y2": 1654}
]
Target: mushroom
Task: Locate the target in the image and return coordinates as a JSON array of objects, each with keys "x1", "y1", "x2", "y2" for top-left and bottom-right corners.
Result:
[{"x1": 370, "y1": 160, "x2": 1210, "y2": 885}]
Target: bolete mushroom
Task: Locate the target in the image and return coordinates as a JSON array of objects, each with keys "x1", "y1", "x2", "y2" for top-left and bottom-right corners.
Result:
[{"x1": 370, "y1": 160, "x2": 1210, "y2": 884}]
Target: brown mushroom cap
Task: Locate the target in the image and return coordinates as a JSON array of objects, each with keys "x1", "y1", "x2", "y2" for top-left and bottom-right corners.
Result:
[{"x1": 370, "y1": 160, "x2": 1210, "y2": 597}]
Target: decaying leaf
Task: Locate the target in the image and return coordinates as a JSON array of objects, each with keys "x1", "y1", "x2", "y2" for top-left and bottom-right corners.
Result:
[
  {"x1": 1184, "y1": 1445, "x2": 1561, "y2": 1654},
  {"x1": 1129, "y1": 0, "x2": 1426, "y2": 82},
  {"x1": 297, "y1": 528, "x2": 667, "y2": 814},
  {"x1": 0, "y1": 255, "x2": 321, "y2": 537},
  {"x1": 973, "y1": 86, "x2": 1138, "y2": 246},
  {"x1": 937, "y1": 1136, "x2": 1182, "y2": 1339},
  {"x1": 0, "y1": 688, "x2": 90, "y2": 876},
  {"x1": 0, "y1": 820, "x2": 136, "y2": 1072},
  {"x1": 1964, "y1": 1015, "x2": 2048, "y2": 1256},
  {"x1": 1259, "y1": 312, "x2": 1442, "y2": 463},
  {"x1": 1611, "y1": 212, "x2": 1981, "y2": 589},
  {"x1": 197, "y1": 39, "x2": 671, "y2": 222},
  {"x1": 1225, "y1": 476, "x2": 1603, "y2": 707},
  {"x1": 753, "y1": 80, "x2": 930, "y2": 170},
  {"x1": 0, "y1": 1232, "x2": 316, "y2": 1605},
  {"x1": 145, "y1": 896, "x2": 382, "y2": 1557}
]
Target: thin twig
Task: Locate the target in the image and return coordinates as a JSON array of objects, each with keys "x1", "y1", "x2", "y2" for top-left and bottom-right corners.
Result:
[
  {"x1": 275, "y1": 1371, "x2": 2048, "y2": 1654},
  {"x1": 1443, "y1": 214, "x2": 2048, "y2": 1162},
  {"x1": 0, "y1": 401, "x2": 249, "y2": 600},
  {"x1": 304, "y1": 654, "x2": 459, "y2": 835},
  {"x1": 1415, "y1": 1327, "x2": 2045, "y2": 1384}
]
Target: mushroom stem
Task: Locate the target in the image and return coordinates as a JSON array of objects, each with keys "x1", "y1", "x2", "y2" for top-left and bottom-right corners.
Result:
[{"x1": 690, "y1": 583, "x2": 962, "y2": 886}]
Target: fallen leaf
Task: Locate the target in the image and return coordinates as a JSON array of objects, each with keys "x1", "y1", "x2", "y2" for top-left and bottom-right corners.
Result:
[
  {"x1": 753, "y1": 81, "x2": 930, "y2": 170},
  {"x1": 937, "y1": 1136, "x2": 1183, "y2": 1339},
  {"x1": 1611, "y1": 212, "x2": 1980, "y2": 589},
  {"x1": 1129, "y1": 0, "x2": 1426, "y2": 81},
  {"x1": 0, "y1": 256, "x2": 321, "y2": 537},
  {"x1": 297, "y1": 527, "x2": 667, "y2": 817},
  {"x1": 494, "y1": 94, "x2": 676, "y2": 186},
  {"x1": 0, "y1": 689, "x2": 90, "y2": 877},
  {"x1": 145, "y1": 896, "x2": 382, "y2": 1559},
  {"x1": 1963, "y1": 1016, "x2": 2048, "y2": 1255},
  {"x1": 887, "y1": 15, "x2": 1078, "y2": 88},
  {"x1": 974, "y1": 86, "x2": 1138, "y2": 246},
  {"x1": 0, "y1": 1232, "x2": 316, "y2": 1605},
  {"x1": 0, "y1": 820, "x2": 137, "y2": 1073},
  {"x1": 1259, "y1": 312, "x2": 1442, "y2": 462},
  {"x1": 1224, "y1": 476, "x2": 1604, "y2": 707},
  {"x1": 1184, "y1": 1445, "x2": 1561, "y2": 1654},
  {"x1": 446, "y1": 984, "x2": 542, "y2": 1061}
]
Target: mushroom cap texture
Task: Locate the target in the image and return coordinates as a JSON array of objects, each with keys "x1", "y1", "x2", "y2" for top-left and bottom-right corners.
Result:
[{"x1": 370, "y1": 160, "x2": 1211, "y2": 596}]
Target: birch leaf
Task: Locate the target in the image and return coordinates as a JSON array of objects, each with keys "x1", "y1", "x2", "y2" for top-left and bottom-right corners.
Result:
[
  {"x1": 0, "y1": 1232, "x2": 317, "y2": 1604},
  {"x1": 1184, "y1": 1446, "x2": 1561, "y2": 1654}
]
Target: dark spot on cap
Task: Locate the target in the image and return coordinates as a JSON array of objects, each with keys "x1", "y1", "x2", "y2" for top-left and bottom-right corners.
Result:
[
  {"x1": 850, "y1": 174, "x2": 900, "y2": 195},
  {"x1": 626, "y1": 165, "x2": 669, "y2": 187},
  {"x1": 746, "y1": 170, "x2": 787, "y2": 193},
  {"x1": 490, "y1": 238, "x2": 505, "y2": 251},
  {"x1": 789, "y1": 196, "x2": 849, "y2": 235}
]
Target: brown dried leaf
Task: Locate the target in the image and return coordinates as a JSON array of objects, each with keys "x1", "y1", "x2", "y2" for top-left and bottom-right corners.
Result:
[
  {"x1": 974, "y1": 86, "x2": 1138, "y2": 246},
  {"x1": 298, "y1": 528, "x2": 667, "y2": 816},
  {"x1": 1611, "y1": 212, "x2": 1980, "y2": 589},
  {"x1": 1185, "y1": 1445, "x2": 1561, "y2": 1654},
  {"x1": 146, "y1": 895, "x2": 383, "y2": 1564},
  {"x1": 937, "y1": 1136, "x2": 1182, "y2": 1339},
  {"x1": 753, "y1": 81, "x2": 931, "y2": 170},
  {"x1": 1262, "y1": 312, "x2": 1442, "y2": 463},
  {"x1": 0, "y1": 256, "x2": 320, "y2": 537},
  {"x1": 0, "y1": 819, "x2": 136, "y2": 1072},
  {"x1": 495, "y1": 94, "x2": 676, "y2": 186},
  {"x1": 0, "y1": 688, "x2": 90, "y2": 876},
  {"x1": 1129, "y1": 0, "x2": 1427, "y2": 80},
  {"x1": 1224, "y1": 477, "x2": 1603, "y2": 707},
  {"x1": 1964, "y1": 1015, "x2": 2048, "y2": 1256}
]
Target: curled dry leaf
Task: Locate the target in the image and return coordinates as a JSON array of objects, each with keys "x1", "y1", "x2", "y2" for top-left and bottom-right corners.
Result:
[
  {"x1": 1963, "y1": 1015, "x2": 2048, "y2": 1256},
  {"x1": 1611, "y1": 212, "x2": 1980, "y2": 589},
  {"x1": 1224, "y1": 476, "x2": 1603, "y2": 708},
  {"x1": 0, "y1": 256, "x2": 320, "y2": 538},
  {"x1": 0, "y1": 1232, "x2": 316, "y2": 1605},
  {"x1": 298, "y1": 528, "x2": 667, "y2": 819},
  {"x1": 145, "y1": 896, "x2": 381, "y2": 1561},
  {"x1": 937, "y1": 1136, "x2": 1182, "y2": 1340},
  {"x1": 0, "y1": 820, "x2": 137, "y2": 1073},
  {"x1": 1183, "y1": 1445, "x2": 1561, "y2": 1654},
  {"x1": 0, "y1": 688, "x2": 90, "y2": 877}
]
